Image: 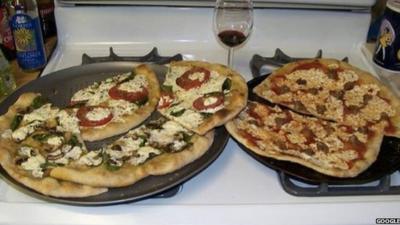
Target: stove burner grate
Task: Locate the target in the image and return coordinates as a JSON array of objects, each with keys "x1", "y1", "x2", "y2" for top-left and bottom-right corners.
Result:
[
  {"x1": 82, "y1": 47, "x2": 183, "y2": 65},
  {"x1": 81, "y1": 47, "x2": 183, "y2": 199},
  {"x1": 249, "y1": 48, "x2": 400, "y2": 196}
]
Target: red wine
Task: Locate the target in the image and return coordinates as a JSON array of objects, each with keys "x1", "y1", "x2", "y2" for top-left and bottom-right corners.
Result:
[{"x1": 218, "y1": 30, "x2": 247, "y2": 47}]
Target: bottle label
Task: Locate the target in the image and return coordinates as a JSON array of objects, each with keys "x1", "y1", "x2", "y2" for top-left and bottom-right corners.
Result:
[{"x1": 11, "y1": 14, "x2": 46, "y2": 70}]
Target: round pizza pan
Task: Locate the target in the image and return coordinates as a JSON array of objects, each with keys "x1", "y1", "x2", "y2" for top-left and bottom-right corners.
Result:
[
  {"x1": 0, "y1": 62, "x2": 229, "y2": 205},
  {"x1": 236, "y1": 74, "x2": 400, "y2": 185}
]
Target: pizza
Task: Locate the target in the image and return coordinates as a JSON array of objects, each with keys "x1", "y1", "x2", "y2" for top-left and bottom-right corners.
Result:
[
  {"x1": 157, "y1": 61, "x2": 248, "y2": 135},
  {"x1": 225, "y1": 101, "x2": 386, "y2": 178},
  {"x1": 49, "y1": 115, "x2": 214, "y2": 187},
  {"x1": 253, "y1": 58, "x2": 400, "y2": 138},
  {"x1": 0, "y1": 93, "x2": 107, "y2": 197},
  {"x1": 0, "y1": 92, "x2": 214, "y2": 195},
  {"x1": 69, "y1": 64, "x2": 160, "y2": 141}
]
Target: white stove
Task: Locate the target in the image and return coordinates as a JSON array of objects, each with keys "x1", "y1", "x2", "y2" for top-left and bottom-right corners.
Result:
[{"x1": 2, "y1": 1, "x2": 400, "y2": 224}]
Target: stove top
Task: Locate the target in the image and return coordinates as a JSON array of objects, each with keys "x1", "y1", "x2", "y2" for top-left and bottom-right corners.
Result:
[{"x1": 1, "y1": 2, "x2": 400, "y2": 225}]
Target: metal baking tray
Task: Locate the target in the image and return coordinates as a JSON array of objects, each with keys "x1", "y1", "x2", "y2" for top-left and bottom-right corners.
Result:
[
  {"x1": 0, "y1": 62, "x2": 229, "y2": 205},
  {"x1": 232, "y1": 74, "x2": 400, "y2": 186}
]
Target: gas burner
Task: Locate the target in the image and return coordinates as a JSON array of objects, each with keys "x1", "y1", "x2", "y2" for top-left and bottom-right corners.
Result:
[
  {"x1": 250, "y1": 48, "x2": 348, "y2": 78},
  {"x1": 82, "y1": 47, "x2": 183, "y2": 65},
  {"x1": 249, "y1": 49, "x2": 400, "y2": 197},
  {"x1": 81, "y1": 47, "x2": 183, "y2": 199}
]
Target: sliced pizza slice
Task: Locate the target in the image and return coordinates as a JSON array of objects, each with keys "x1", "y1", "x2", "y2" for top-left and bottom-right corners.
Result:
[
  {"x1": 70, "y1": 64, "x2": 160, "y2": 141},
  {"x1": 157, "y1": 61, "x2": 248, "y2": 135},
  {"x1": 226, "y1": 101, "x2": 386, "y2": 178},
  {"x1": 253, "y1": 58, "x2": 400, "y2": 138},
  {"x1": 0, "y1": 93, "x2": 107, "y2": 197},
  {"x1": 49, "y1": 116, "x2": 214, "y2": 188}
]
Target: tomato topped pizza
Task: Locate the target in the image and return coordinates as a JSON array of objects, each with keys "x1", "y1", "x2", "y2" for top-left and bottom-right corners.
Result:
[
  {"x1": 254, "y1": 59, "x2": 400, "y2": 138},
  {"x1": 157, "y1": 61, "x2": 248, "y2": 135},
  {"x1": 69, "y1": 64, "x2": 160, "y2": 141},
  {"x1": 226, "y1": 101, "x2": 386, "y2": 178}
]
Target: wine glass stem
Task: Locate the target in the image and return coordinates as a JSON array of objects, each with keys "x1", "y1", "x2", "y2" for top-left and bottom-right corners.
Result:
[{"x1": 228, "y1": 47, "x2": 234, "y2": 68}]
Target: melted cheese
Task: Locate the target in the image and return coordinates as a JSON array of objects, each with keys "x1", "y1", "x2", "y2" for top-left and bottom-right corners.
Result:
[
  {"x1": 189, "y1": 72, "x2": 205, "y2": 81},
  {"x1": 47, "y1": 136, "x2": 64, "y2": 147},
  {"x1": 12, "y1": 121, "x2": 41, "y2": 141},
  {"x1": 78, "y1": 150, "x2": 103, "y2": 166},
  {"x1": 71, "y1": 72, "x2": 131, "y2": 106},
  {"x1": 21, "y1": 154, "x2": 45, "y2": 178},
  {"x1": 23, "y1": 104, "x2": 59, "y2": 123},
  {"x1": 204, "y1": 97, "x2": 218, "y2": 106},
  {"x1": 118, "y1": 74, "x2": 148, "y2": 92},
  {"x1": 128, "y1": 146, "x2": 161, "y2": 166},
  {"x1": 107, "y1": 99, "x2": 138, "y2": 121},
  {"x1": 56, "y1": 110, "x2": 80, "y2": 134},
  {"x1": 86, "y1": 107, "x2": 111, "y2": 121}
]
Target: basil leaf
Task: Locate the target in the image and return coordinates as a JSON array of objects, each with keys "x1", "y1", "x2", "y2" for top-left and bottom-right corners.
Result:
[
  {"x1": 10, "y1": 114, "x2": 23, "y2": 131},
  {"x1": 68, "y1": 135, "x2": 82, "y2": 147},
  {"x1": 139, "y1": 138, "x2": 146, "y2": 147},
  {"x1": 31, "y1": 96, "x2": 47, "y2": 109},
  {"x1": 222, "y1": 78, "x2": 232, "y2": 91},
  {"x1": 118, "y1": 72, "x2": 136, "y2": 84},
  {"x1": 103, "y1": 154, "x2": 121, "y2": 171},
  {"x1": 135, "y1": 96, "x2": 148, "y2": 106},
  {"x1": 181, "y1": 132, "x2": 193, "y2": 143},
  {"x1": 32, "y1": 133, "x2": 51, "y2": 142},
  {"x1": 170, "y1": 108, "x2": 185, "y2": 117},
  {"x1": 200, "y1": 112, "x2": 213, "y2": 118}
]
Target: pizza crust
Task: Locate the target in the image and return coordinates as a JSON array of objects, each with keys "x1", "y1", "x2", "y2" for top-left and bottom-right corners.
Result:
[
  {"x1": 49, "y1": 131, "x2": 214, "y2": 187},
  {"x1": 254, "y1": 58, "x2": 400, "y2": 138},
  {"x1": 0, "y1": 93, "x2": 107, "y2": 197},
  {"x1": 160, "y1": 61, "x2": 248, "y2": 135},
  {"x1": 225, "y1": 102, "x2": 385, "y2": 178},
  {"x1": 80, "y1": 64, "x2": 161, "y2": 141}
]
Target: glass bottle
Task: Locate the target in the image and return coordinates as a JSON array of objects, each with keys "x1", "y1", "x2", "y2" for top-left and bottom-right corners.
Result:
[
  {"x1": 37, "y1": 0, "x2": 56, "y2": 38},
  {"x1": 0, "y1": 0, "x2": 16, "y2": 60},
  {"x1": 10, "y1": 0, "x2": 46, "y2": 71}
]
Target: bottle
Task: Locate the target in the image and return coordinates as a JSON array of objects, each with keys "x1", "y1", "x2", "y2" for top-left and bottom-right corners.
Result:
[
  {"x1": 0, "y1": 0, "x2": 16, "y2": 60},
  {"x1": 0, "y1": 49, "x2": 16, "y2": 101},
  {"x1": 37, "y1": 0, "x2": 56, "y2": 38},
  {"x1": 10, "y1": 0, "x2": 46, "y2": 71}
]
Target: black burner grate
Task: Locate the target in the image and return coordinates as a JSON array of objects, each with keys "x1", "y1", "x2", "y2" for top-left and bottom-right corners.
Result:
[
  {"x1": 250, "y1": 48, "x2": 400, "y2": 197},
  {"x1": 82, "y1": 47, "x2": 183, "y2": 65},
  {"x1": 82, "y1": 47, "x2": 183, "y2": 199}
]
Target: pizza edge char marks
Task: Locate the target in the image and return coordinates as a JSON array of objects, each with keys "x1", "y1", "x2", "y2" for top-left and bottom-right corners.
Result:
[
  {"x1": 157, "y1": 61, "x2": 248, "y2": 135},
  {"x1": 254, "y1": 58, "x2": 400, "y2": 137},
  {"x1": 226, "y1": 101, "x2": 385, "y2": 178}
]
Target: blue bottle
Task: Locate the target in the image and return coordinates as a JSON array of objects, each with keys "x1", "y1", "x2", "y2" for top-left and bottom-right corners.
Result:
[{"x1": 10, "y1": 0, "x2": 46, "y2": 71}]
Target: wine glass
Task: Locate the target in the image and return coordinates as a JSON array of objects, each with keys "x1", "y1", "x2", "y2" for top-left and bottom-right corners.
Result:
[{"x1": 213, "y1": 0, "x2": 253, "y2": 68}]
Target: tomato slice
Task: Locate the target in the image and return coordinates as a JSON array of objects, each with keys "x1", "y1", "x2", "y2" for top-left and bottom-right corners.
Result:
[
  {"x1": 158, "y1": 92, "x2": 174, "y2": 109},
  {"x1": 176, "y1": 67, "x2": 210, "y2": 90},
  {"x1": 108, "y1": 85, "x2": 149, "y2": 103},
  {"x1": 77, "y1": 106, "x2": 113, "y2": 127},
  {"x1": 193, "y1": 92, "x2": 224, "y2": 111}
]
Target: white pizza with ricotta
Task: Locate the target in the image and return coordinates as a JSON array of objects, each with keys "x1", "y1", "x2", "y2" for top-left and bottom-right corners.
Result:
[
  {"x1": 157, "y1": 61, "x2": 248, "y2": 135},
  {"x1": 68, "y1": 64, "x2": 160, "y2": 141}
]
